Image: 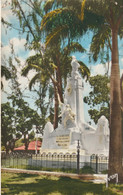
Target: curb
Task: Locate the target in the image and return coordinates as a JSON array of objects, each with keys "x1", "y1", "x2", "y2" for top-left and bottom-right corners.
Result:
[{"x1": 1, "y1": 168, "x2": 107, "y2": 183}]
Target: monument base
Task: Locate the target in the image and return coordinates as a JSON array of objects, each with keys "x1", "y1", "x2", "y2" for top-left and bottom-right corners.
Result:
[
  {"x1": 40, "y1": 148, "x2": 86, "y2": 156},
  {"x1": 41, "y1": 122, "x2": 87, "y2": 156}
]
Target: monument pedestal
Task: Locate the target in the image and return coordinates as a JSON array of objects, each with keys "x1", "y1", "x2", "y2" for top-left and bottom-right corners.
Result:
[
  {"x1": 41, "y1": 123, "x2": 86, "y2": 156},
  {"x1": 41, "y1": 57, "x2": 109, "y2": 158}
]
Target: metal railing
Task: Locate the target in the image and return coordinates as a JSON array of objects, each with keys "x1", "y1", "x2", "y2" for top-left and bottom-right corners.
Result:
[
  {"x1": 1, "y1": 152, "x2": 109, "y2": 174},
  {"x1": 90, "y1": 154, "x2": 109, "y2": 173}
]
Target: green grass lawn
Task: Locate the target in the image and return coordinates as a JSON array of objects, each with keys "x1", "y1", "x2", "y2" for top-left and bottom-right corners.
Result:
[{"x1": 1, "y1": 172, "x2": 123, "y2": 195}]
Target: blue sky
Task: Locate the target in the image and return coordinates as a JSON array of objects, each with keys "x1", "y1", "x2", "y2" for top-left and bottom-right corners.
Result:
[{"x1": 1, "y1": 0, "x2": 123, "y2": 128}]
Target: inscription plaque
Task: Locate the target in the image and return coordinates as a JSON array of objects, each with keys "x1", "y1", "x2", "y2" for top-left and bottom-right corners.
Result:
[{"x1": 56, "y1": 135, "x2": 70, "y2": 148}]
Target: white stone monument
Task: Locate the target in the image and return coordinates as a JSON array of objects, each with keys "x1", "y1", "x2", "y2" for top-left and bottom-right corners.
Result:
[{"x1": 41, "y1": 56, "x2": 110, "y2": 158}]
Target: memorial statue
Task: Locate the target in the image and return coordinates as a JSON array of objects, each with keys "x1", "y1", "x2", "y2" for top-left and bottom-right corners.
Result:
[
  {"x1": 41, "y1": 56, "x2": 110, "y2": 157},
  {"x1": 71, "y1": 56, "x2": 80, "y2": 78},
  {"x1": 58, "y1": 96, "x2": 75, "y2": 127}
]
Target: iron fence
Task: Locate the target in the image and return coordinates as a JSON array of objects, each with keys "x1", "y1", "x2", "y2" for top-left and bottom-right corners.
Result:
[
  {"x1": 90, "y1": 154, "x2": 109, "y2": 173},
  {"x1": 1, "y1": 152, "x2": 109, "y2": 174}
]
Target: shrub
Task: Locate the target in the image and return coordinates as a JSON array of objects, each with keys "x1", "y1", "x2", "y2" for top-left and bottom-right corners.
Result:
[{"x1": 80, "y1": 166, "x2": 95, "y2": 174}]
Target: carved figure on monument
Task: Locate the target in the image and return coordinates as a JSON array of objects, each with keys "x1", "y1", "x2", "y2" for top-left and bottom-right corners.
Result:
[
  {"x1": 71, "y1": 56, "x2": 80, "y2": 78},
  {"x1": 62, "y1": 103, "x2": 75, "y2": 127},
  {"x1": 58, "y1": 96, "x2": 75, "y2": 127}
]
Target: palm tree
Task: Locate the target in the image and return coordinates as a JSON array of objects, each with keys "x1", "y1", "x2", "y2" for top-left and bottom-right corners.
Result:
[
  {"x1": 41, "y1": 0, "x2": 123, "y2": 180},
  {"x1": 84, "y1": 0, "x2": 123, "y2": 181},
  {"x1": 41, "y1": 0, "x2": 102, "y2": 47},
  {"x1": 21, "y1": 53, "x2": 56, "y2": 126},
  {"x1": 22, "y1": 42, "x2": 90, "y2": 129},
  {"x1": 2, "y1": 0, "x2": 90, "y2": 129}
]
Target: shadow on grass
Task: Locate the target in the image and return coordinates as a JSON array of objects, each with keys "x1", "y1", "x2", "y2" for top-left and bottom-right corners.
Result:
[
  {"x1": 1, "y1": 173, "x2": 120, "y2": 195},
  {"x1": 2, "y1": 172, "x2": 38, "y2": 183}
]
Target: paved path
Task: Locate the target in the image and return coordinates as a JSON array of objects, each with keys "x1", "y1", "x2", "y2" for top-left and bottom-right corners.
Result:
[{"x1": 1, "y1": 168, "x2": 107, "y2": 184}]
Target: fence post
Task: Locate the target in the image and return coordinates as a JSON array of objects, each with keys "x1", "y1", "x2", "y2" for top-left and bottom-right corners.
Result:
[
  {"x1": 96, "y1": 154, "x2": 98, "y2": 174},
  {"x1": 77, "y1": 140, "x2": 80, "y2": 174}
]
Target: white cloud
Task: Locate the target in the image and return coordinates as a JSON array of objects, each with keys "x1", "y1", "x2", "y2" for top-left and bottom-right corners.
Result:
[
  {"x1": 1, "y1": 37, "x2": 37, "y2": 103},
  {"x1": 1, "y1": 0, "x2": 32, "y2": 24},
  {"x1": 1, "y1": 0, "x2": 14, "y2": 22},
  {"x1": 90, "y1": 63, "x2": 106, "y2": 76},
  {"x1": 1, "y1": 37, "x2": 36, "y2": 89},
  {"x1": 1, "y1": 45, "x2": 11, "y2": 57},
  {"x1": 90, "y1": 61, "x2": 123, "y2": 77},
  {"x1": 10, "y1": 56, "x2": 37, "y2": 90},
  {"x1": 2, "y1": 37, "x2": 27, "y2": 57},
  {"x1": 1, "y1": 9, "x2": 13, "y2": 22},
  {"x1": 9, "y1": 38, "x2": 27, "y2": 55}
]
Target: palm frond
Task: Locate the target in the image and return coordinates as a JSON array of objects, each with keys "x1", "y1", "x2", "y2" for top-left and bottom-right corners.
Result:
[
  {"x1": 29, "y1": 73, "x2": 40, "y2": 90},
  {"x1": 41, "y1": 6, "x2": 88, "y2": 46},
  {"x1": 45, "y1": 25, "x2": 68, "y2": 46},
  {"x1": 29, "y1": 72, "x2": 49, "y2": 91},
  {"x1": 26, "y1": 54, "x2": 42, "y2": 65},
  {"x1": 41, "y1": 8, "x2": 65, "y2": 30},
  {"x1": 63, "y1": 42, "x2": 86, "y2": 55},
  {"x1": 90, "y1": 24, "x2": 111, "y2": 61},
  {"x1": 78, "y1": 61, "x2": 90, "y2": 80},
  {"x1": 44, "y1": 0, "x2": 55, "y2": 13},
  {"x1": 80, "y1": 0, "x2": 86, "y2": 21},
  {"x1": 29, "y1": 64, "x2": 43, "y2": 72},
  {"x1": 22, "y1": 54, "x2": 44, "y2": 77},
  {"x1": 49, "y1": 62, "x2": 57, "y2": 69},
  {"x1": 1, "y1": 66, "x2": 11, "y2": 79},
  {"x1": 21, "y1": 64, "x2": 33, "y2": 77}
]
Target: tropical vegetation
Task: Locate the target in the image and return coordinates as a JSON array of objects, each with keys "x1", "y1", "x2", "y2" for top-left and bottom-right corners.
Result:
[
  {"x1": 1, "y1": 0, "x2": 123, "y2": 182},
  {"x1": 84, "y1": 75, "x2": 110, "y2": 124},
  {"x1": 40, "y1": 0, "x2": 123, "y2": 182}
]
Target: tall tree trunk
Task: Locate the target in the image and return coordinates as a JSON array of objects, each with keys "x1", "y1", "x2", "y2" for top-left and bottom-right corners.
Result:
[
  {"x1": 108, "y1": 27, "x2": 123, "y2": 182},
  {"x1": 49, "y1": 74, "x2": 59, "y2": 129},
  {"x1": 53, "y1": 85, "x2": 59, "y2": 129},
  {"x1": 5, "y1": 142, "x2": 10, "y2": 154},
  {"x1": 24, "y1": 133, "x2": 29, "y2": 152},
  {"x1": 120, "y1": 74, "x2": 123, "y2": 108},
  {"x1": 56, "y1": 55, "x2": 64, "y2": 103},
  {"x1": 120, "y1": 74, "x2": 123, "y2": 162}
]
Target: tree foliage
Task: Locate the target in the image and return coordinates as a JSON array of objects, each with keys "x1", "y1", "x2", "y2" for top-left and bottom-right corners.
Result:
[
  {"x1": 1, "y1": 102, "x2": 15, "y2": 152},
  {"x1": 21, "y1": 40, "x2": 90, "y2": 128},
  {"x1": 1, "y1": 53, "x2": 42, "y2": 152},
  {"x1": 84, "y1": 75, "x2": 110, "y2": 124},
  {"x1": 1, "y1": 66, "x2": 11, "y2": 89},
  {"x1": 2, "y1": 0, "x2": 90, "y2": 129},
  {"x1": 41, "y1": 0, "x2": 104, "y2": 47}
]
